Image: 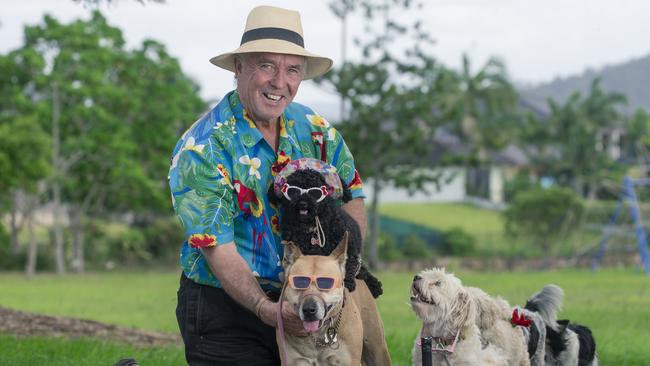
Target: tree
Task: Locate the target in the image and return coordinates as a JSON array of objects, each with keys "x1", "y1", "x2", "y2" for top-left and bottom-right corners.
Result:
[
  {"x1": 538, "y1": 79, "x2": 627, "y2": 198},
  {"x1": 320, "y1": 0, "x2": 445, "y2": 269},
  {"x1": 437, "y1": 54, "x2": 519, "y2": 165},
  {"x1": 0, "y1": 47, "x2": 51, "y2": 275},
  {"x1": 7, "y1": 11, "x2": 204, "y2": 273}
]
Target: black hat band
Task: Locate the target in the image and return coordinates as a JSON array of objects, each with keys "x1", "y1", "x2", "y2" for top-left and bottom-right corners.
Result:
[{"x1": 240, "y1": 27, "x2": 304, "y2": 48}]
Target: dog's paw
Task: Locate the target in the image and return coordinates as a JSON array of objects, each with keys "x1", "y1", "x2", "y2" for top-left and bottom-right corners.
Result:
[{"x1": 344, "y1": 277, "x2": 357, "y2": 293}]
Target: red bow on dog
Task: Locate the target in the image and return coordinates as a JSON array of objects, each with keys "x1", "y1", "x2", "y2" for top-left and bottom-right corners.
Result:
[{"x1": 511, "y1": 308, "x2": 532, "y2": 327}]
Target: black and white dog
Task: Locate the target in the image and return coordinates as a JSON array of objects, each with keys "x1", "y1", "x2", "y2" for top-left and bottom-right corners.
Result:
[
  {"x1": 269, "y1": 167, "x2": 383, "y2": 298},
  {"x1": 545, "y1": 319, "x2": 599, "y2": 366},
  {"x1": 523, "y1": 284, "x2": 598, "y2": 366},
  {"x1": 521, "y1": 284, "x2": 564, "y2": 366}
]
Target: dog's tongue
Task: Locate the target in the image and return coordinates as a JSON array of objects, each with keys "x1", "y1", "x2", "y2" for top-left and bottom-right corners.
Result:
[{"x1": 303, "y1": 321, "x2": 320, "y2": 333}]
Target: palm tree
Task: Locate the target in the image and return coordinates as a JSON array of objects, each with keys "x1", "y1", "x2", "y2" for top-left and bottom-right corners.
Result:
[{"x1": 438, "y1": 53, "x2": 519, "y2": 165}]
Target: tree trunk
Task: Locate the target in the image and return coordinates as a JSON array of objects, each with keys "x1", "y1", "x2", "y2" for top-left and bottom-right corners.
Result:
[
  {"x1": 10, "y1": 191, "x2": 21, "y2": 254},
  {"x1": 366, "y1": 177, "x2": 382, "y2": 270},
  {"x1": 25, "y1": 212, "x2": 37, "y2": 278},
  {"x1": 71, "y1": 208, "x2": 85, "y2": 273},
  {"x1": 51, "y1": 82, "x2": 66, "y2": 274}
]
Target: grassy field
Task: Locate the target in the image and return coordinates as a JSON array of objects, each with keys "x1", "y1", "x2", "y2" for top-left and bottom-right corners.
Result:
[
  {"x1": 379, "y1": 202, "x2": 602, "y2": 257},
  {"x1": 1, "y1": 269, "x2": 649, "y2": 365}
]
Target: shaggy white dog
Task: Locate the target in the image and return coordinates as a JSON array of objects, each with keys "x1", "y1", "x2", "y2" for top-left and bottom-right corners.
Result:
[{"x1": 410, "y1": 268, "x2": 519, "y2": 366}]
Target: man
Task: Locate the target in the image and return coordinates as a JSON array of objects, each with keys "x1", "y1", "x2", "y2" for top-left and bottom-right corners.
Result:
[{"x1": 168, "y1": 5, "x2": 367, "y2": 365}]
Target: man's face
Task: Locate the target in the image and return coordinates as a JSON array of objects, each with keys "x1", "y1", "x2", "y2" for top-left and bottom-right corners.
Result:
[{"x1": 235, "y1": 53, "x2": 304, "y2": 125}]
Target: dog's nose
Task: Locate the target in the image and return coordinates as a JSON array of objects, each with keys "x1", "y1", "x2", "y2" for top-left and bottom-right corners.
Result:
[
  {"x1": 298, "y1": 201, "x2": 309, "y2": 210},
  {"x1": 303, "y1": 300, "x2": 318, "y2": 316},
  {"x1": 413, "y1": 275, "x2": 422, "y2": 282}
]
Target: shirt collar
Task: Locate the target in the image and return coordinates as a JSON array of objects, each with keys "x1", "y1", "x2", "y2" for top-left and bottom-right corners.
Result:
[
  {"x1": 229, "y1": 91, "x2": 264, "y2": 148},
  {"x1": 229, "y1": 91, "x2": 294, "y2": 152}
]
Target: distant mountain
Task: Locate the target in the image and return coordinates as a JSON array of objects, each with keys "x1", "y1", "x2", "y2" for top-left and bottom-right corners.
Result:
[{"x1": 520, "y1": 53, "x2": 650, "y2": 115}]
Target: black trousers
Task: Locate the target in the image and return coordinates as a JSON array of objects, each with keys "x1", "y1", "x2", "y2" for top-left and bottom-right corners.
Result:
[{"x1": 176, "y1": 273, "x2": 281, "y2": 366}]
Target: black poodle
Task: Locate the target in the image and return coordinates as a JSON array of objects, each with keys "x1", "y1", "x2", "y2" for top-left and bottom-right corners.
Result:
[{"x1": 269, "y1": 168, "x2": 383, "y2": 298}]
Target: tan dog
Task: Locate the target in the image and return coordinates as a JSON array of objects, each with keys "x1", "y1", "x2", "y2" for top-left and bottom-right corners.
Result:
[{"x1": 279, "y1": 233, "x2": 391, "y2": 366}]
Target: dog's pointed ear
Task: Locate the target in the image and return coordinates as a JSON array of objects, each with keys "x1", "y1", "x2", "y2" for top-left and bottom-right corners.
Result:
[
  {"x1": 330, "y1": 231, "x2": 348, "y2": 267},
  {"x1": 282, "y1": 240, "x2": 302, "y2": 268}
]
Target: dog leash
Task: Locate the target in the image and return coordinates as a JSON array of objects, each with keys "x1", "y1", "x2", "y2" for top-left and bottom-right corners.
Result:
[
  {"x1": 311, "y1": 216, "x2": 326, "y2": 248},
  {"x1": 276, "y1": 281, "x2": 290, "y2": 366}
]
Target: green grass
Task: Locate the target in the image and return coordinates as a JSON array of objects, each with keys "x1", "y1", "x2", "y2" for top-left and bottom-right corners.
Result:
[
  {"x1": 0, "y1": 335, "x2": 184, "y2": 366},
  {"x1": 379, "y1": 202, "x2": 602, "y2": 257},
  {"x1": 380, "y1": 202, "x2": 513, "y2": 255},
  {"x1": 0, "y1": 271, "x2": 179, "y2": 333},
  {"x1": 1, "y1": 269, "x2": 650, "y2": 365},
  {"x1": 380, "y1": 202, "x2": 505, "y2": 235}
]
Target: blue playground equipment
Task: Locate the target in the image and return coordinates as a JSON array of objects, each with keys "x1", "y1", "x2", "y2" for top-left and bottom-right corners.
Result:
[{"x1": 592, "y1": 176, "x2": 650, "y2": 275}]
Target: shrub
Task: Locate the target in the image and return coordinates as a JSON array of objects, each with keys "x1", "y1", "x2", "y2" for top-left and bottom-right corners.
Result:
[
  {"x1": 438, "y1": 227, "x2": 475, "y2": 256},
  {"x1": 378, "y1": 232, "x2": 403, "y2": 261},
  {"x1": 401, "y1": 234, "x2": 431, "y2": 260},
  {"x1": 503, "y1": 186, "x2": 584, "y2": 265},
  {"x1": 504, "y1": 170, "x2": 538, "y2": 202},
  {"x1": 141, "y1": 216, "x2": 185, "y2": 264}
]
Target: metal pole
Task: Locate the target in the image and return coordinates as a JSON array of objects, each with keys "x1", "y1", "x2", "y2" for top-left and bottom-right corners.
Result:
[
  {"x1": 421, "y1": 336, "x2": 432, "y2": 366},
  {"x1": 625, "y1": 176, "x2": 650, "y2": 275}
]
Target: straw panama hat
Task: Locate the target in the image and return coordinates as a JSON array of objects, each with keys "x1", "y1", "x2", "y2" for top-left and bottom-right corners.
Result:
[{"x1": 210, "y1": 5, "x2": 333, "y2": 80}]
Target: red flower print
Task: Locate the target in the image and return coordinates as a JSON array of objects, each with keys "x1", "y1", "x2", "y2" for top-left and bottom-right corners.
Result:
[
  {"x1": 272, "y1": 151, "x2": 291, "y2": 176},
  {"x1": 189, "y1": 234, "x2": 217, "y2": 249}
]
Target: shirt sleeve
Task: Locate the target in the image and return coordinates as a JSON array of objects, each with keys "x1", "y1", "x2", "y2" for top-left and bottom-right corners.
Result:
[
  {"x1": 326, "y1": 126, "x2": 366, "y2": 200},
  {"x1": 170, "y1": 140, "x2": 237, "y2": 248}
]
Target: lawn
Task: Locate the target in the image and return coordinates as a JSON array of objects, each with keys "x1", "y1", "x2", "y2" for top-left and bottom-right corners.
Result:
[
  {"x1": 379, "y1": 202, "x2": 602, "y2": 257},
  {"x1": 379, "y1": 202, "x2": 516, "y2": 256},
  {"x1": 1, "y1": 269, "x2": 649, "y2": 365}
]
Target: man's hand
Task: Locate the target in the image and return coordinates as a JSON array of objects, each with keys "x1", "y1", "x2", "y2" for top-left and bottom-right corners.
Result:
[{"x1": 259, "y1": 300, "x2": 308, "y2": 337}]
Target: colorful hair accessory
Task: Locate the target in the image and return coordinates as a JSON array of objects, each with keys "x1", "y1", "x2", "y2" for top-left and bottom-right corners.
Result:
[{"x1": 273, "y1": 158, "x2": 343, "y2": 200}]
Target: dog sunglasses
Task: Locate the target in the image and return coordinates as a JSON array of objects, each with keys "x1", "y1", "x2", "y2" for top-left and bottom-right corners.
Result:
[
  {"x1": 281, "y1": 184, "x2": 330, "y2": 203},
  {"x1": 288, "y1": 275, "x2": 341, "y2": 291}
]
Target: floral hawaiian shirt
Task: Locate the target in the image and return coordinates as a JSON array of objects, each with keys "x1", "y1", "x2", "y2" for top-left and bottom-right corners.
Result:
[{"x1": 168, "y1": 91, "x2": 364, "y2": 290}]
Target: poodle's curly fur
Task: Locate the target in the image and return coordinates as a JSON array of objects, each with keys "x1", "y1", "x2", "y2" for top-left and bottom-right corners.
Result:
[{"x1": 269, "y1": 169, "x2": 383, "y2": 298}]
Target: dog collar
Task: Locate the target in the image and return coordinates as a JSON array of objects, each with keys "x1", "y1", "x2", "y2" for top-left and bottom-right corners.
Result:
[
  {"x1": 417, "y1": 329, "x2": 460, "y2": 355},
  {"x1": 272, "y1": 157, "x2": 344, "y2": 200}
]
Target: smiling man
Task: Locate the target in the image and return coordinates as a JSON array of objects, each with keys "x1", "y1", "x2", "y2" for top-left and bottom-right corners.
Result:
[{"x1": 168, "y1": 5, "x2": 367, "y2": 365}]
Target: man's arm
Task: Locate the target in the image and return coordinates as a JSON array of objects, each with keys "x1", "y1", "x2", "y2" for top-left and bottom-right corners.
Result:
[
  {"x1": 342, "y1": 197, "x2": 367, "y2": 241},
  {"x1": 202, "y1": 243, "x2": 306, "y2": 335}
]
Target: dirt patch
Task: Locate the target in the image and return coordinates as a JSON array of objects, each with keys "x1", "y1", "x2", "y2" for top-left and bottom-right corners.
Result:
[{"x1": 0, "y1": 306, "x2": 182, "y2": 348}]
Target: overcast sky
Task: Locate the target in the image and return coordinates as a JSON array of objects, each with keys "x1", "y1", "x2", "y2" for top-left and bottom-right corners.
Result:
[{"x1": 2, "y1": 0, "x2": 650, "y2": 113}]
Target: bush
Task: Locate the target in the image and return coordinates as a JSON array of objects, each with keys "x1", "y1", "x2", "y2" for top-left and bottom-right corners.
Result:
[
  {"x1": 0, "y1": 227, "x2": 54, "y2": 271},
  {"x1": 401, "y1": 234, "x2": 431, "y2": 260},
  {"x1": 438, "y1": 227, "x2": 475, "y2": 256},
  {"x1": 85, "y1": 216, "x2": 184, "y2": 268},
  {"x1": 141, "y1": 216, "x2": 185, "y2": 264},
  {"x1": 503, "y1": 186, "x2": 584, "y2": 260},
  {"x1": 378, "y1": 232, "x2": 403, "y2": 261},
  {"x1": 504, "y1": 170, "x2": 538, "y2": 202}
]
